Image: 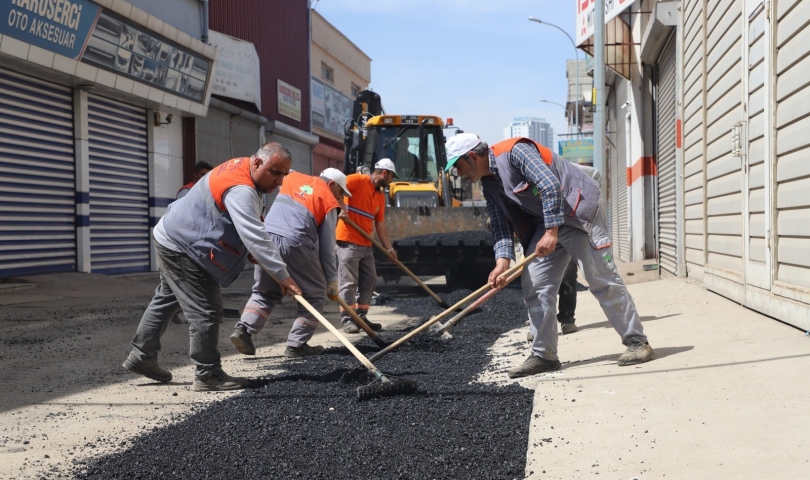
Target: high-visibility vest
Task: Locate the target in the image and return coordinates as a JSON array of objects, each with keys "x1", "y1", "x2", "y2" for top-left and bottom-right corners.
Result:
[
  {"x1": 162, "y1": 157, "x2": 258, "y2": 286},
  {"x1": 265, "y1": 172, "x2": 340, "y2": 247}
]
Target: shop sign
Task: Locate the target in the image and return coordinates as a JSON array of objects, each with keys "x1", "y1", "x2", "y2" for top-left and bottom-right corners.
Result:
[
  {"x1": 311, "y1": 77, "x2": 352, "y2": 136},
  {"x1": 208, "y1": 30, "x2": 260, "y2": 110},
  {"x1": 80, "y1": 9, "x2": 211, "y2": 102},
  {"x1": 576, "y1": 0, "x2": 638, "y2": 46},
  {"x1": 559, "y1": 138, "x2": 594, "y2": 164},
  {"x1": 278, "y1": 79, "x2": 301, "y2": 121},
  {"x1": 1, "y1": 0, "x2": 101, "y2": 59}
]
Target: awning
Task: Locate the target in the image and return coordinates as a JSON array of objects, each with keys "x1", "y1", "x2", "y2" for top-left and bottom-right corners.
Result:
[{"x1": 576, "y1": 0, "x2": 638, "y2": 80}]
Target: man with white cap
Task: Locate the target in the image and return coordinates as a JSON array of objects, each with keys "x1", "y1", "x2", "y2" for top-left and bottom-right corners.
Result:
[
  {"x1": 445, "y1": 133, "x2": 654, "y2": 378},
  {"x1": 335, "y1": 159, "x2": 399, "y2": 333},
  {"x1": 230, "y1": 168, "x2": 351, "y2": 357}
]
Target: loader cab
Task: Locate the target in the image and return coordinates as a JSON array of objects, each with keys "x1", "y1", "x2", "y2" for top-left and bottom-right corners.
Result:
[{"x1": 360, "y1": 115, "x2": 449, "y2": 207}]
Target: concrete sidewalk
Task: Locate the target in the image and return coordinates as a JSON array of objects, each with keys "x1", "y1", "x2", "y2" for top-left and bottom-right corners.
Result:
[{"x1": 483, "y1": 277, "x2": 810, "y2": 479}]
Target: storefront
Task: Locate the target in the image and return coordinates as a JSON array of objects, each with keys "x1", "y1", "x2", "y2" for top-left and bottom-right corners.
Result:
[{"x1": 0, "y1": 0, "x2": 216, "y2": 276}]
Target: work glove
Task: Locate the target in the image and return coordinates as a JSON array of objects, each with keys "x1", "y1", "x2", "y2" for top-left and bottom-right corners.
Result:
[{"x1": 327, "y1": 281, "x2": 339, "y2": 301}]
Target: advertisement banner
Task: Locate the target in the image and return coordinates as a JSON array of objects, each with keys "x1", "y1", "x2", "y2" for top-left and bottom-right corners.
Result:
[
  {"x1": 311, "y1": 77, "x2": 352, "y2": 136},
  {"x1": 81, "y1": 10, "x2": 211, "y2": 102},
  {"x1": 208, "y1": 30, "x2": 261, "y2": 110},
  {"x1": 576, "y1": 0, "x2": 638, "y2": 46},
  {"x1": 559, "y1": 138, "x2": 594, "y2": 164},
  {"x1": 278, "y1": 79, "x2": 301, "y2": 121},
  {"x1": 0, "y1": 0, "x2": 102, "y2": 59}
]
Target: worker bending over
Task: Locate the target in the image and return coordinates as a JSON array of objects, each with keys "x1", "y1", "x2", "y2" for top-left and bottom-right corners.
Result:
[
  {"x1": 336, "y1": 159, "x2": 398, "y2": 333},
  {"x1": 231, "y1": 168, "x2": 351, "y2": 357},
  {"x1": 446, "y1": 134, "x2": 654, "y2": 378},
  {"x1": 124, "y1": 143, "x2": 301, "y2": 391}
]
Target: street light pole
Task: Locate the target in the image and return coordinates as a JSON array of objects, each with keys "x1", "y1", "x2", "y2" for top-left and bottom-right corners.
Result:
[{"x1": 528, "y1": 17, "x2": 580, "y2": 137}]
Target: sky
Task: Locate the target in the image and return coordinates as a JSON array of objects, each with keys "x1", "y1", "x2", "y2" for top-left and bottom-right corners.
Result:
[{"x1": 314, "y1": 0, "x2": 579, "y2": 150}]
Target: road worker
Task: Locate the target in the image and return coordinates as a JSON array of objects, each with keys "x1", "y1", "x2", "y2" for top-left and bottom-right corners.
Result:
[{"x1": 446, "y1": 133, "x2": 654, "y2": 378}]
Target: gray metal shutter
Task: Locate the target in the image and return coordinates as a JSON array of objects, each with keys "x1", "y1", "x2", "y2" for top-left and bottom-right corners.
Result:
[
  {"x1": 196, "y1": 107, "x2": 231, "y2": 167},
  {"x1": 87, "y1": 94, "x2": 150, "y2": 274},
  {"x1": 231, "y1": 116, "x2": 260, "y2": 159},
  {"x1": 656, "y1": 37, "x2": 678, "y2": 277},
  {"x1": 264, "y1": 133, "x2": 312, "y2": 207},
  {"x1": 0, "y1": 68, "x2": 76, "y2": 276},
  {"x1": 775, "y1": 0, "x2": 810, "y2": 289},
  {"x1": 614, "y1": 79, "x2": 630, "y2": 262}
]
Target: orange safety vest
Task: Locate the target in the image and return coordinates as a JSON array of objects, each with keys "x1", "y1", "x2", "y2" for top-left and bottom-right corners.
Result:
[{"x1": 208, "y1": 157, "x2": 256, "y2": 212}]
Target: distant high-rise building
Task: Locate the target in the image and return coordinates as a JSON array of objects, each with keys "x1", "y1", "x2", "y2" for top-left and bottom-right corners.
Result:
[{"x1": 503, "y1": 117, "x2": 554, "y2": 149}]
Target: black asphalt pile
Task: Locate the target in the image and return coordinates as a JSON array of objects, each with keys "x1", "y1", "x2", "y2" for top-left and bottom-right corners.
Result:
[
  {"x1": 395, "y1": 230, "x2": 494, "y2": 247},
  {"x1": 75, "y1": 288, "x2": 533, "y2": 480}
]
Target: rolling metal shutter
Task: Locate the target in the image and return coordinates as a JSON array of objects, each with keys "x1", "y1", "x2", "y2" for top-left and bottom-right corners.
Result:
[
  {"x1": 681, "y1": 0, "x2": 706, "y2": 281},
  {"x1": 775, "y1": 0, "x2": 810, "y2": 290},
  {"x1": 656, "y1": 37, "x2": 678, "y2": 277},
  {"x1": 264, "y1": 133, "x2": 312, "y2": 207},
  {"x1": 0, "y1": 68, "x2": 76, "y2": 277},
  {"x1": 87, "y1": 94, "x2": 150, "y2": 274},
  {"x1": 703, "y1": 0, "x2": 745, "y2": 301},
  {"x1": 614, "y1": 79, "x2": 630, "y2": 262}
]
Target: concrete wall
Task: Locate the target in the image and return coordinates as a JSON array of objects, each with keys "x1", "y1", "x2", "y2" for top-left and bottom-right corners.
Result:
[
  {"x1": 311, "y1": 10, "x2": 371, "y2": 96},
  {"x1": 126, "y1": 0, "x2": 204, "y2": 40}
]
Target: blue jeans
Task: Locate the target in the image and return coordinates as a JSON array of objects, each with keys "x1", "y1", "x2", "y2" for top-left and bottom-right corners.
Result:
[{"x1": 129, "y1": 243, "x2": 223, "y2": 378}]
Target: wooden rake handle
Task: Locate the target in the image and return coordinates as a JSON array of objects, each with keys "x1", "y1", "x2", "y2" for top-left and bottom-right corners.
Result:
[
  {"x1": 293, "y1": 295, "x2": 379, "y2": 373},
  {"x1": 334, "y1": 296, "x2": 388, "y2": 348},
  {"x1": 437, "y1": 268, "x2": 524, "y2": 333},
  {"x1": 340, "y1": 216, "x2": 449, "y2": 308},
  {"x1": 368, "y1": 253, "x2": 537, "y2": 362}
]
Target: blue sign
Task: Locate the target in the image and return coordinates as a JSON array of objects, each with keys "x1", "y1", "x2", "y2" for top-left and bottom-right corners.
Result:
[
  {"x1": 1, "y1": 0, "x2": 101, "y2": 59},
  {"x1": 558, "y1": 139, "x2": 594, "y2": 164}
]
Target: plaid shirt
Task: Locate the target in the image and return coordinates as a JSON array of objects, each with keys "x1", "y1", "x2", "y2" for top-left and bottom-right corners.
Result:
[{"x1": 482, "y1": 142, "x2": 563, "y2": 260}]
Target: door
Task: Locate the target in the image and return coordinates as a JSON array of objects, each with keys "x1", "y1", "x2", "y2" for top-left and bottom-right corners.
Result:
[
  {"x1": 656, "y1": 35, "x2": 679, "y2": 278},
  {"x1": 87, "y1": 94, "x2": 150, "y2": 274},
  {"x1": 610, "y1": 79, "x2": 630, "y2": 262},
  {"x1": 0, "y1": 68, "x2": 76, "y2": 277},
  {"x1": 743, "y1": 0, "x2": 771, "y2": 295}
]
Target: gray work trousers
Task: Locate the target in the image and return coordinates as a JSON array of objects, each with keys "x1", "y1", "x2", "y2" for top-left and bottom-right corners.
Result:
[
  {"x1": 236, "y1": 234, "x2": 327, "y2": 347},
  {"x1": 524, "y1": 207, "x2": 647, "y2": 361},
  {"x1": 129, "y1": 243, "x2": 223, "y2": 378},
  {"x1": 336, "y1": 241, "x2": 376, "y2": 321}
]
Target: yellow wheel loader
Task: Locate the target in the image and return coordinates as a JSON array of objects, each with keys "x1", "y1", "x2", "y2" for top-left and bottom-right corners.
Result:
[{"x1": 342, "y1": 90, "x2": 494, "y2": 288}]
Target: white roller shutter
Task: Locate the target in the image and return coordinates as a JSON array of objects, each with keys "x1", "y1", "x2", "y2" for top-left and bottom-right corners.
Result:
[
  {"x1": 0, "y1": 68, "x2": 76, "y2": 277},
  {"x1": 656, "y1": 37, "x2": 678, "y2": 278},
  {"x1": 87, "y1": 95, "x2": 150, "y2": 274}
]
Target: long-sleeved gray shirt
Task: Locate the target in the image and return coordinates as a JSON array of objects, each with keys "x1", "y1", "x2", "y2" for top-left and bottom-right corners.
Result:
[
  {"x1": 318, "y1": 210, "x2": 338, "y2": 283},
  {"x1": 154, "y1": 185, "x2": 289, "y2": 282}
]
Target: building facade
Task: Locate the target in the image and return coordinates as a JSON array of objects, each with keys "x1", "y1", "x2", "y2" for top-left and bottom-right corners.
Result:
[
  {"x1": 310, "y1": 9, "x2": 371, "y2": 175},
  {"x1": 0, "y1": 0, "x2": 217, "y2": 277},
  {"x1": 209, "y1": 0, "x2": 317, "y2": 180},
  {"x1": 503, "y1": 117, "x2": 554, "y2": 149},
  {"x1": 578, "y1": 0, "x2": 810, "y2": 332}
]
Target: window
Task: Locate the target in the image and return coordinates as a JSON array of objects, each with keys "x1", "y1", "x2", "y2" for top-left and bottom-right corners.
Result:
[
  {"x1": 321, "y1": 63, "x2": 334, "y2": 82},
  {"x1": 351, "y1": 83, "x2": 360, "y2": 98}
]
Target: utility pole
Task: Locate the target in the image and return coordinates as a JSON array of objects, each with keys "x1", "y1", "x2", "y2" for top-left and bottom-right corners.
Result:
[{"x1": 593, "y1": 0, "x2": 606, "y2": 204}]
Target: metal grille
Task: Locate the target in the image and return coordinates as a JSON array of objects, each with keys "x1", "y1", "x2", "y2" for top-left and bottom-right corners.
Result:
[
  {"x1": 87, "y1": 94, "x2": 150, "y2": 274},
  {"x1": 0, "y1": 68, "x2": 76, "y2": 277},
  {"x1": 656, "y1": 37, "x2": 678, "y2": 277},
  {"x1": 613, "y1": 79, "x2": 630, "y2": 262}
]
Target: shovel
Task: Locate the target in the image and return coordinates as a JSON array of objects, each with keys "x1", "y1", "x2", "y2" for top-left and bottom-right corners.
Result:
[
  {"x1": 333, "y1": 296, "x2": 390, "y2": 349},
  {"x1": 340, "y1": 216, "x2": 452, "y2": 309}
]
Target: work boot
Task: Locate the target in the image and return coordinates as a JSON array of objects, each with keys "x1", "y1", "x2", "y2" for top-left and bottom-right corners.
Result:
[
  {"x1": 192, "y1": 369, "x2": 248, "y2": 392},
  {"x1": 617, "y1": 341, "x2": 655, "y2": 366},
  {"x1": 561, "y1": 323, "x2": 579, "y2": 335},
  {"x1": 284, "y1": 343, "x2": 325, "y2": 358},
  {"x1": 526, "y1": 331, "x2": 533, "y2": 343},
  {"x1": 358, "y1": 314, "x2": 382, "y2": 331},
  {"x1": 508, "y1": 355, "x2": 561, "y2": 379},
  {"x1": 123, "y1": 356, "x2": 172, "y2": 383},
  {"x1": 230, "y1": 327, "x2": 255, "y2": 355},
  {"x1": 342, "y1": 320, "x2": 361, "y2": 334}
]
